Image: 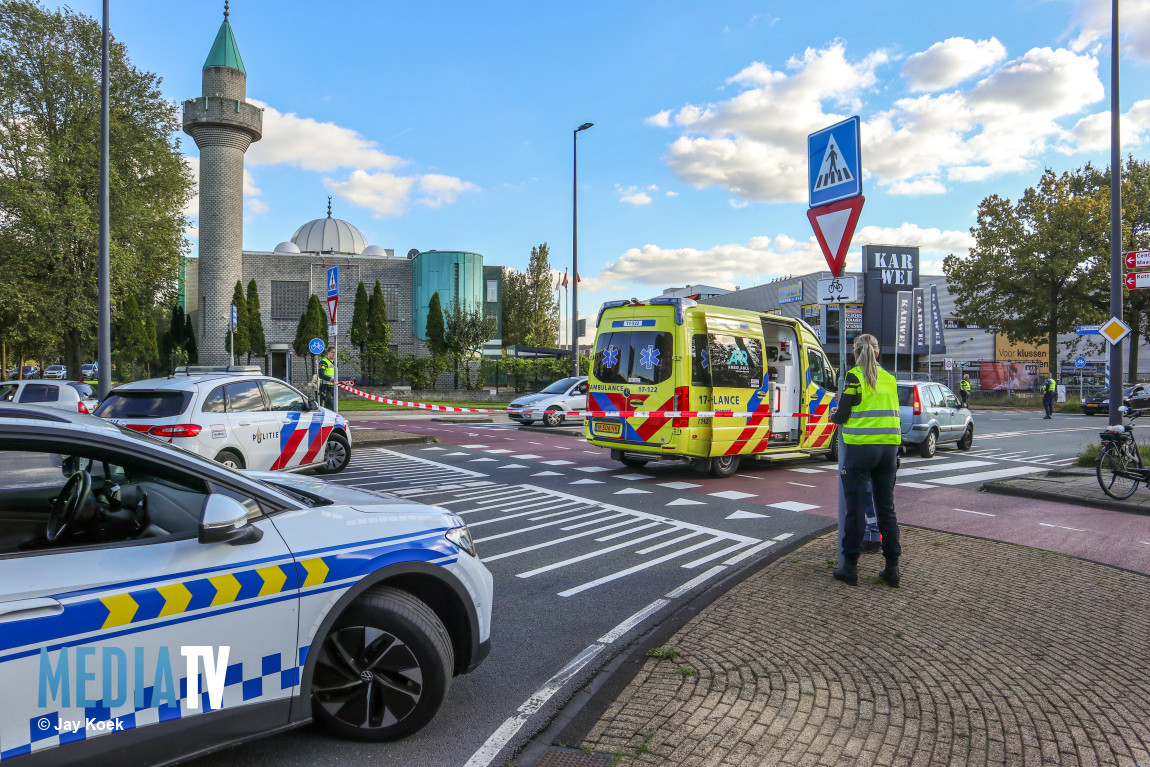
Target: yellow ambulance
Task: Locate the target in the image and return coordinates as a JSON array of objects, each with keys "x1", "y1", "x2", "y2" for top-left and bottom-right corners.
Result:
[{"x1": 584, "y1": 297, "x2": 839, "y2": 477}]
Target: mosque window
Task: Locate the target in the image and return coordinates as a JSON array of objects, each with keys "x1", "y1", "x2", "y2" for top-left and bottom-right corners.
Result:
[{"x1": 271, "y1": 280, "x2": 309, "y2": 319}]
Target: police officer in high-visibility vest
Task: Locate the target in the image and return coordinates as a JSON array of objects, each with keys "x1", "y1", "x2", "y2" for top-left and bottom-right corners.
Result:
[
  {"x1": 318, "y1": 348, "x2": 336, "y2": 410},
  {"x1": 1042, "y1": 372, "x2": 1057, "y2": 419},
  {"x1": 829, "y1": 333, "x2": 901, "y2": 587},
  {"x1": 960, "y1": 374, "x2": 972, "y2": 408}
]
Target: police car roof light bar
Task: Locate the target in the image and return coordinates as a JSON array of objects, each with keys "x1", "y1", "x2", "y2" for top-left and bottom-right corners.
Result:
[{"x1": 173, "y1": 365, "x2": 263, "y2": 376}]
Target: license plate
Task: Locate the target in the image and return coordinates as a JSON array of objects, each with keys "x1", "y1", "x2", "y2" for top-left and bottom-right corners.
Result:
[{"x1": 593, "y1": 420, "x2": 621, "y2": 436}]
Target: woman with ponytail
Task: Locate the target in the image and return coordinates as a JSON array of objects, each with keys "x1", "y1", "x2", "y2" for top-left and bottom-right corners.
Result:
[{"x1": 829, "y1": 334, "x2": 902, "y2": 587}]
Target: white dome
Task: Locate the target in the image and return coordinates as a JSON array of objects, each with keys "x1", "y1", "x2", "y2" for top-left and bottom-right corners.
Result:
[
  {"x1": 292, "y1": 215, "x2": 368, "y2": 255},
  {"x1": 361, "y1": 244, "x2": 387, "y2": 256},
  {"x1": 273, "y1": 241, "x2": 301, "y2": 254}
]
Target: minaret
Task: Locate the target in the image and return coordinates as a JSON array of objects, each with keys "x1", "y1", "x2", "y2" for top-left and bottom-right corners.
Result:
[{"x1": 183, "y1": 2, "x2": 262, "y2": 365}]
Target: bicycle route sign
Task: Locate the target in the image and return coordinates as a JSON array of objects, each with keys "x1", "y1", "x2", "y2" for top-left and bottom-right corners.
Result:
[{"x1": 816, "y1": 275, "x2": 857, "y2": 304}]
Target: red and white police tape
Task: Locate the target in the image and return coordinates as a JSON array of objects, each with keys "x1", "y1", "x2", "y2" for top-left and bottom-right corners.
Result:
[{"x1": 335, "y1": 382, "x2": 824, "y2": 420}]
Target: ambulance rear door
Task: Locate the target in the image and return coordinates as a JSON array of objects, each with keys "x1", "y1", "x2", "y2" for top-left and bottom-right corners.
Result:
[
  {"x1": 587, "y1": 312, "x2": 678, "y2": 449},
  {"x1": 704, "y1": 317, "x2": 770, "y2": 457},
  {"x1": 799, "y1": 342, "x2": 838, "y2": 450}
]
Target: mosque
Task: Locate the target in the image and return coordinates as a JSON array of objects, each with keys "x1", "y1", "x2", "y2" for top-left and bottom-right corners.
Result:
[{"x1": 180, "y1": 6, "x2": 503, "y2": 384}]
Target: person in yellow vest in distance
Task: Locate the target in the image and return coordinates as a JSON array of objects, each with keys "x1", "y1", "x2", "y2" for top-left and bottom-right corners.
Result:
[
  {"x1": 960, "y1": 374, "x2": 972, "y2": 408},
  {"x1": 318, "y1": 347, "x2": 336, "y2": 410},
  {"x1": 1042, "y1": 373, "x2": 1057, "y2": 419},
  {"x1": 828, "y1": 334, "x2": 901, "y2": 587}
]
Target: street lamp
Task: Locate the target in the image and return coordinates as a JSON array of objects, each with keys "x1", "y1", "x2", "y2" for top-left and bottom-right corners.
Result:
[{"x1": 572, "y1": 122, "x2": 593, "y2": 376}]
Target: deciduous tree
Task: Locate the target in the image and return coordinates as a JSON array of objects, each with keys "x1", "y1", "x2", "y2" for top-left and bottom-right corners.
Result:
[
  {"x1": 444, "y1": 302, "x2": 498, "y2": 389},
  {"x1": 502, "y1": 243, "x2": 559, "y2": 348}
]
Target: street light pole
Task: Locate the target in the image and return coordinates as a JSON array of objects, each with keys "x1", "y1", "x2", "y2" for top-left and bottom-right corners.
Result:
[
  {"x1": 97, "y1": 0, "x2": 111, "y2": 399},
  {"x1": 573, "y1": 122, "x2": 593, "y2": 376},
  {"x1": 1108, "y1": 0, "x2": 1123, "y2": 426}
]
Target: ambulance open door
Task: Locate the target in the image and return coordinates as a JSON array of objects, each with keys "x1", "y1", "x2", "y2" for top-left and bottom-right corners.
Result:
[{"x1": 703, "y1": 317, "x2": 770, "y2": 457}]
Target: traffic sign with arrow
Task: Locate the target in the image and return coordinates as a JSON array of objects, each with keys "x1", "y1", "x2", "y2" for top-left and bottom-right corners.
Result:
[
  {"x1": 1125, "y1": 249, "x2": 1150, "y2": 270},
  {"x1": 1125, "y1": 271, "x2": 1150, "y2": 290}
]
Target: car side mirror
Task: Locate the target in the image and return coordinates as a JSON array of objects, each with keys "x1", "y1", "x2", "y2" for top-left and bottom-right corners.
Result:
[
  {"x1": 199, "y1": 494, "x2": 263, "y2": 545},
  {"x1": 306, "y1": 397, "x2": 318, "y2": 411}
]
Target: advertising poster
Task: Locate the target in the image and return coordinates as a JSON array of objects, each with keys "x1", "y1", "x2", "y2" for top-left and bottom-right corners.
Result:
[
  {"x1": 929, "y1": 284, "x2": 946, "y2": 353},
  {"x1": 913, "y1": 288, "x2": 927, "y2": 354},
  {"x1": 980, "y1": 362, "x2": 1039, "y2": 390}
]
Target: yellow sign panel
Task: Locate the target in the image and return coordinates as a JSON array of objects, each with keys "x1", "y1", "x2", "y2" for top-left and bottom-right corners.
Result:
[
  {"x1": 994, "y1": 336, "x2": 1047, "y2": 364},
  {"x1": 1100, "y1": 317, "x2": 1131, "y2": 345}
]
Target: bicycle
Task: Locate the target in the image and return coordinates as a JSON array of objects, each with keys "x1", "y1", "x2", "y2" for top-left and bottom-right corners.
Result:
[{"x1": 1096, "y1": 406, "x2": 1147, "y2": 499}]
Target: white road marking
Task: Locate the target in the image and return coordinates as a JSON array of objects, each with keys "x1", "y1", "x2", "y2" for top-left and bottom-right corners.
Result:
[
  {"x1": 898, "y1": 482, "x2": 938, "y2": 489},
  {"x1": 485, "y1": 449, "x2": 514, "y2": 454},
  {"x1": 511, "y1": 454, "x2": 541, "y2": 459},
  {"x1": 469, "y1": 457, "x2": 498, "y2": 462},
  {"x1": 898, "y1": 460, "x2": 994, "y2": 476},
  {"x1": 517, "y1": 528, "x2": 684, "y2": 578},
  {"x1": 635, "y1": 532, "x2": 703, "y2": 554},
  {"x1": 787, "y1": 481, "x2": 816, "y2": 488},
  {"x1": 558, "y1": 539, "x2": 720, "y2": 597},
  {"x1": 614, "y1": 473, "x2": 652, "y2": 481},
  {"x1": 497, "y1": 463, "x2": 528, "y2": 469},
  {"x1": 614, "y1": 487, "x2": 652, "y2": 495},
  {"x1": 724, "y1": 539, "x2": 776, "y2": 564},
  {"x1": 659, "y1": 481, "x2": 702, "y2": 489},
  {"x1": 541, "y1": 459, "x2": 575, "y2": 466},
  {"x1": 481, "y1": 520, "x2": 652, "y2": 561},
  {"x1": 1039, "y1": 522, "x2": 1087, "y2": 532},
  {"x1": 597, "y1": 522, "x2": 662, "y2": 541},
  {"x1": 596, "y1": 599, "x2": 670, "y2": 644},
  {"x1": 767, "y1": 501, "x2": 819, "y2": 512},
  {"x1": 375, "y1": 448, "x2": 488, "y2": 476},
  {"x1": 954, "y1": 508, "x2": 997, "y2": 517},
  {"x1": 472, "y1": 510, "x2": 617, "y2": 541},
  {"x1": 666, "y1": 498, "x2": 705, "y2": 506},
  {"x1": 460, "y1": 444, "x2": 488, "y2": 448},
  {"x1": 726, "y1": 510, "x2": 767, "y2": 520},
  {"x1": 773, "y1": 532, "x2": 794, "y2": 541},
  {"x1": 682, "y1": 541, "x2": 755, "y2": 568},
  {"x1": 531, "y1": 470, "x2": 564, "y2": 477},
  {"x1": 709, "y1": 490, "x2": 757, "y2": 500},
  {"x1": 575, "y1": 466, "x2": 612, "y2": 472},
  {"x1": 421, "y1": 446, "x2": 446, "y2": 450},
  {"x1": 665, "y1": 566, "x2": 727, "y2": 598},
  {"x1": 789, "y1": 467, "x2": 823, "y2": 474},
  {"x1": 927, "y1": 466, "x2": 1045, "y2": 485},
  {"x1": 569, "y1": 478, "x2": 604, "y2": 485}
]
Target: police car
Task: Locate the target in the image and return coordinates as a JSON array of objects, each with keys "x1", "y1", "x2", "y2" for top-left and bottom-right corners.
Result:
[
  {"x1": 94, "y1": 367, "x2": 351, "y2": 474},
  {"x1": 0, "y1": 404, "x2": 492, "y2": 765}
]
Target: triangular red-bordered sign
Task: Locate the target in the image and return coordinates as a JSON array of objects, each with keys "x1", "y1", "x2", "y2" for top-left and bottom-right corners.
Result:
[
  {"x1": 807, "y1": 195, "x2": 865, "y2": 277},
  {"x1": 327, "y1": 295, "x2": 338, "y2": 325}
]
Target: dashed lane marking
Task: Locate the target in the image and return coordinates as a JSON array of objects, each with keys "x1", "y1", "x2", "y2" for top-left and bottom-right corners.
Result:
[
  {"x1": 954, "y1": 508, "x2": 997, "y2": 517},
  {"x1": 1039, "y1": 522, "x2": 1087, "y2": 532}
]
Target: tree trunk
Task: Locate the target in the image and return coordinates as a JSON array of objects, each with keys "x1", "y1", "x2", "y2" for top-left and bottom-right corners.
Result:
[{"x1": 63, "y1": 328, "x2": 84, "y2": 380}]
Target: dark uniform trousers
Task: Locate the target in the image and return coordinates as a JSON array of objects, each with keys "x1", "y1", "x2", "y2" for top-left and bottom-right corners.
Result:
[{"x1": 841, "y1": 443, "x2": 901, "y2": 561}]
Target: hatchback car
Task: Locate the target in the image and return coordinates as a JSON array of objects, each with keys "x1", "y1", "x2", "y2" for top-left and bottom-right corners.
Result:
[
  {"x1": 81, "y1": 363, "x2": 98, "y2": 379},
  {"x1": 506, "y1": 376, "x2": 588, "y2": 427},
  {"x1": 42, "y1": 365, "x2": 66, "y2": 379},
  {"x1": 1081, "y1": 383, "x2": 1150, "y2": 415},
  {"x1": 0, "y1": 380, "x2": 98, "y2": 414},
  {"x1": 897, "y1": 382, "x2": 974, "y2": 458},
  {"x1": 0, "y1": 404, "x2": 492, "y2": 765}
]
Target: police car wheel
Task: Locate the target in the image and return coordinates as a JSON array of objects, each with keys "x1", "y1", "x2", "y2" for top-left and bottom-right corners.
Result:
[
  {"x1": 957, "y1": 425, "x2": 973, "y2": 451},
  {"x1": 316, "y1": 432, "x2": 351, "y2": 474},
  {"x1": 543, "y1": 408, "x2": 565, "y2": 427},
  {"x1": 710, "y1": 455, "x2": 740, "y2": 478},
  {"x1": 312, "y1": 586, "x2": 453, "y2": 741},
  {"x1": 918, "y1": 429, "x2": 937, "y2": 459},
  {"x1": 214, "y1": 449, "x2": 245, "y2": 470}
]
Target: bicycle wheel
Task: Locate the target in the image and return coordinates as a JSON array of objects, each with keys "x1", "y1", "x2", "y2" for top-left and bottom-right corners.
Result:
[{"x1": 1096, "y1": 441, "x2": 1141, "y2": 499}]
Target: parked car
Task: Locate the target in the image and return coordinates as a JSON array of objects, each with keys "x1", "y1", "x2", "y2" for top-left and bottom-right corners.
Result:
[
  {"x1": 1081, "y1": 383, "x2": 1150, "y2": 415},
  {"x1": 20, "y1": 365, "x2": 40, "y2": 379},
  {"x1": 0, "y1": 379, "x2": 99, "y2": 413},
  {"x1": 81, "y1": 362, "x2": 98, "y2": 379},
  {"x1": 43, "y1": 364, "x2": 66, "y2": 379},
  {"x1": 897, "y1": 381, "x2": 974, "y2": 458},
  {"x1": 94, "y1": 366, "x2": 352, "y2": 473},
  {"x1": 507, "y1": 376, "x2": 588, "y2": 426},
  {"x1": 0, "y1": 403, "x2": 492, "y2": 763}
]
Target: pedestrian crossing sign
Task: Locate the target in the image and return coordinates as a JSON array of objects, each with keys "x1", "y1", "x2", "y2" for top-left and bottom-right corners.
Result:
[{"x1": 808, "y1": 116, "x2": 862, "y2": 207}]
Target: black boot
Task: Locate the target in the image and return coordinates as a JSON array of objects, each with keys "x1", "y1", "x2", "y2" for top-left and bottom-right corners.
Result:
[
  {"x1": 878, "y1": 557, "x2": 900, "y2": 588},
  {"x1": 833, "y1": 558, "x2": 858, "y2": 586}
]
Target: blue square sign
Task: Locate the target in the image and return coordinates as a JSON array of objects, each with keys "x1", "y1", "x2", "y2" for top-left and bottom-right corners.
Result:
[
  {"x1": 326, "y1": 265, "x2": 339, "y2": 299},
  {"x1": 808, "y1": 116, "x2": 862, "y2": 208}
]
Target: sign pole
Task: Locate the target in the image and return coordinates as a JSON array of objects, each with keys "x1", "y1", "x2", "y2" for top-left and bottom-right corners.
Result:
[
  {"x1": 1108, "y1": 0, "x2": 1123, "y2": 426},
  {"x1": 839, "y1": 303, "x2": 846, "y2": 390}
]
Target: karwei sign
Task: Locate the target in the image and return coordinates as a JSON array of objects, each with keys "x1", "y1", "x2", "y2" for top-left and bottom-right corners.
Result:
[{"x1": 862, "y1": 245, "x2": 919, "y2": 293}]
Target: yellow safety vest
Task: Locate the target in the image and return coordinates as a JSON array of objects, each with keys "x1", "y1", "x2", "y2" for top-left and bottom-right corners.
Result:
[
  {"x1": 1043, "y1": 378, "x2": 1056, "y2": 393},
  {"x1": 319, "y1": 357, "x2": 334, "y2": 384},
  {"x1": 960, "y1": 379, "x2": 971, "y2": 392},
  {"x1": 841, "y1": 365, "x2": 901, "y2": 446}
]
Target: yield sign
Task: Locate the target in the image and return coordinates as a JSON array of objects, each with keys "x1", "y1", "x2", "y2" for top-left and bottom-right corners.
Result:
[
  {"x1": 807, "y1": 195, "x2": 865, "y2": 277},
  {"x1": 327, "y1": 296, "x2": 338, "y2": 325}
]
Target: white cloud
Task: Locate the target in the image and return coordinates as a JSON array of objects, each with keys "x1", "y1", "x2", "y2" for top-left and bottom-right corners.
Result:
[
  {"x1": 651, "y1": 40, "x2": 1107, "y2": 201},
  {"x1": 324, "y1": 171, "x2": 416, "y2": 218},
  {"x1": 245, "y1": 100, "x2": 404, "y2": 173},
  {"x1": 182, "y1": 156, "x2": 199, "y2": 217},
  {"x1": 645, "y1": 109, "x2": 672, "y2": 127},
  {"x1": 415, "y1": 174, "x2": 480, "y2": 209},
  {"x1": 1068, "y1": 0, "x2": 1150, "y2": 61},
  {"x1": 1066, "y1": 99, "x2": 1150, "y2": 152},
  {"x1": 591, "y1": 224, "x2": 972, "y2": 291},
  {"x1": 728, "y1": 199, "x2": 749, "y2": 209},
  {"x1": 247, "y1": 198, "x2": 270, "y2": 215},
  {"x1": 242, "y1": 168, "x2": 261, "y2": 196},
  {"x1": 616, "y1": 184, "x2": 653, "y2": 205},
  {"x1": 665, "y1": 190, "x2": 678, "y2": 197},
  {"x1": 903, "y1": 37, "x2": 1006, "y2": 91}
]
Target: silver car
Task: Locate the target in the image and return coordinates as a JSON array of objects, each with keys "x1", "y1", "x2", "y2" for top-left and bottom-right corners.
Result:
[
  {"x1": 506, "y1": 376, "x2": 588, "y2": 427},
  {"x1": 0, "y1": 379, "x2": 99, "y2": 414},
  {"x1": 897, "y1": 381, "x2": 974, "y2": 458}
]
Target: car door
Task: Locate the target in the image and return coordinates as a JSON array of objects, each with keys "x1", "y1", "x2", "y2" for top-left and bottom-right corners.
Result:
[
  {"x1": 223, "y1": 380, "x2": 281, "y2": 470},
  {"x1": 17, "y1": 383, "x2": 61, "y2": 409},
  {"x1": 261, "y1": 381, "x2": 328, "y2": 470},
  {"x1": 565, "y1": 380, "x2": 588, "y2": 422},
  {"x1": 927, "y1": 385, "x2": 954, "y2": 436},
  {"x1": 0, "y1": 436, "x2": 298, "y2": 764}
]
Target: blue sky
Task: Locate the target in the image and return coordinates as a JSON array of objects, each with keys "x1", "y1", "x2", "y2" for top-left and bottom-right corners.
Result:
[{"x1": 69, "y1": 0, "x2": 1150, "y2": 340}]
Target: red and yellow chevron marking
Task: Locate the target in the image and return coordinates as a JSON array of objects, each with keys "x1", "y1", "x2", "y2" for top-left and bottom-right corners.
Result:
[{"x1": 802, "y1": 385, "x2": 837, "y2": 449}]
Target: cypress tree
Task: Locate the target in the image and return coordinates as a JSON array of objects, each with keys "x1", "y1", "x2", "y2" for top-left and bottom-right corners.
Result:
[
  {"x1": 246, "y1": 280, "x2": 266, "y2": 365},
  {"x1": 351, "y1": 281, "x2": 369, "y2": 352},
  {"x1": 184, "y1": 313, "x2": 198, "y2": 364},
  {"x1": 225, "y1": 280, "x2": 249, "y2": 359},
  {"x1": 426, "y1": 291, "x2": 446, "y2": 354}
]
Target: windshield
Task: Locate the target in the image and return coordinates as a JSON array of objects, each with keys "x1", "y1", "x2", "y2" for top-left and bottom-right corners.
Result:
[
  {"x1": 96, "y1": 390, "x2": 191, "y2": 418},
  {"x1": 593, "y1": 331, "x2": 674, "y2": 386},
  {"x1": 541, "y1": 377, "x2": 581, "y2": 394}
]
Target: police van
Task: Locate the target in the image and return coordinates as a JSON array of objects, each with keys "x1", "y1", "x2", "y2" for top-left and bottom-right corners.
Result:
[{"x1": 585, "y1": 298, "x2": 839, "y2": 477}]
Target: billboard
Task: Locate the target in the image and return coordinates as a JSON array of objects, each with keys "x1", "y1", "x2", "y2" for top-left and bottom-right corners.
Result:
[
  {"x1": 980, "y1": 362, "x2": 1039, "y2": 391},
  {"x1": 778, "y1": 283, "x2": 803, "y2": 304},
  {"x1": 995, "y1": 336, "x2": 1048, "y2": 368}
]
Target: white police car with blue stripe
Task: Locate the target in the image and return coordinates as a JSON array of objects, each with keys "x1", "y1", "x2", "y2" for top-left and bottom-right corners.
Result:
[{"x1": 0, "y1": 404, "x2": 492, "y2": 765}]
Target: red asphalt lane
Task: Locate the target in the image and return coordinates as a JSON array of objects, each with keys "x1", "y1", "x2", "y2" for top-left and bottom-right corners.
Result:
[{"x1": 354, "y1": 418, "x2": 1150, "y2": 575}]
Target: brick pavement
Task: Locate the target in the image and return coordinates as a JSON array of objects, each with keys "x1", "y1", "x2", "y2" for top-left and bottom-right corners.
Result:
[{"x1": 577, "y1": 528, "x2": 1150, "y2": 766}]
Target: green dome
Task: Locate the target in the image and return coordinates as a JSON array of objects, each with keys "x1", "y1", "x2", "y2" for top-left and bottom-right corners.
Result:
[{"x1": 204, "y1": 19, "x2": 245, "y2": 74}]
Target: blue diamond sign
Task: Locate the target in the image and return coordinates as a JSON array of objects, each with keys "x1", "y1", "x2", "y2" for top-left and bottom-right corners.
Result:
[{"x1": 808, "y1": 116, "x2": 862, "y2": 208}]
